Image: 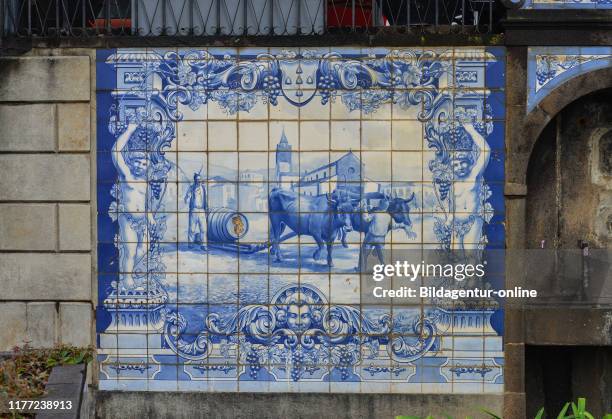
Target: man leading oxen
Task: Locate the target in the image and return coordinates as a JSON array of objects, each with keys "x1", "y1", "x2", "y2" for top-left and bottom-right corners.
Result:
[
  {"x1": 338, "y1": 192, "x2": 418, "y2": 248},
  {"x1": 268, "y1": 188, "x2": 354, "y2": 267},
  {"x1": 356, "y1": 196, "x2": 417, "y2": 272}
]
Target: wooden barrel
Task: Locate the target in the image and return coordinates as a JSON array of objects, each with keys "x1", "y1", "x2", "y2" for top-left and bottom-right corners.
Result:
[{"x1": 207, "y1": 208, "x2": 249, "y2": 242}]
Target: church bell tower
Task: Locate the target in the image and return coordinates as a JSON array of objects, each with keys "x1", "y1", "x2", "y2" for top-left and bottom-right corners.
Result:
[{"x1": 275, "y1": 129, "x2": 293, "y2": 184}]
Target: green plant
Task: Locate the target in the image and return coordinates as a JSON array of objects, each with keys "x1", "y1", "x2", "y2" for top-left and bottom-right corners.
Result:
[
  {"x1": 481, "y1": 408, "x2": 502, "y2": 419},
  {"x1": 0, "y1": 344, "x2": 93, "y2": 400},
  {"x1": 534, "y1": 397, "x2": 612, "y2": 419},
  {"x1": 396, "y1": 399, "x2": 612, "y2": 419}
]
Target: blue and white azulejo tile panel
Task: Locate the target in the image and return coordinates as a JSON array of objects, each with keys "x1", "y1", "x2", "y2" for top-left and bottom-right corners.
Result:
[
  {"x1": 96, "y1": 47, "x2": 506, "y2": 393},
  {"x1": 528, "y1": 47, "x2": 612, "y2": 112}
]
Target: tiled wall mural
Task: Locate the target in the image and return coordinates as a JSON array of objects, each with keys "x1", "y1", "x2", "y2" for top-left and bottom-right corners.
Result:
[
  {"x1": 528, "y1": 47, "x2": 612, "y2": 111},
  {"x1": 96, "y1": 47, "x2": 505, "y2": 392},
  {"x1": 522, "y1": 0, "x2": 612, "y2": 8}
]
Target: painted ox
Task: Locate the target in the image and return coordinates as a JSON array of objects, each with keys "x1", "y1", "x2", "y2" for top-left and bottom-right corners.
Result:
[
  {"x1": 338, "y1": 192, "x2": 417, "y2": 247},
  {"x1": 268, "y1": 188, "x2": 353, "y2": 267}
]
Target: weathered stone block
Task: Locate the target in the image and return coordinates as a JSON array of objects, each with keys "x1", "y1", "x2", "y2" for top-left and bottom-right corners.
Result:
[
  {"x1": 504, "y1": 343, "x2": 525, "y2": 393},
  {"x1": 26, "y1": 302, "x2": 57, "y2": 347},
  {"x1": 0, "y1": 57, "x2": 90, "y2": 102},
  {"x1": 0, "y1": 254, "x2": 91, "y2": 300},
  {"x1": 0, "y1": 302, "x2": 27, "y2": 351},
  {"x1": 59, "y1": 204, "x2": 91, "y2": 251},
  {"x1": 58, "y1": 103, "x2": 90, "y2": 151},
  {"x1": 59, "y1": 303, "x2": 92, "y2": 347},
  {"x1": 504, "y1": 307, "x2": 525, "y2": 344},
  {"x1": 0, "y1": 204, "x2": 56, "y2": 250},
  {"x1": 0, "y1": 155, "x2": 90, "y2": 201},
  {"x1": 525, "y1": 307, "x2": 612, "y2": 346},
  {"x1": 504, "y1": 182, "x2": 527, "y2": 197},
  {"x1": 503, "y1": 392, "x2": 526, "y2": 419},
  {"x1": 0, "y1": 104, "x2": 55, "y2": 151}
]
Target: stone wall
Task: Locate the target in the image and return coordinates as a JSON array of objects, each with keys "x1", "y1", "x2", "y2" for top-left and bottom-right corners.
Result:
[{"x1": 0, "y1": 53, "x2": 95, "y2": 351}]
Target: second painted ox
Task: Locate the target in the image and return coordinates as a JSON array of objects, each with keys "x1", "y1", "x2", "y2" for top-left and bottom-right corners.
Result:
[
  {"x1": 268, "y1": 188, "x2": 353, "y2": 267},
  {"x1": 338, "y1": 192, "x2": 417, "y2": 247}
]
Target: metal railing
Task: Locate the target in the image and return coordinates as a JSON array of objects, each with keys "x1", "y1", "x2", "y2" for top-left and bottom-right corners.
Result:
[{"x1": 1, "y1": 0, "x2": 501, "y2": 38}]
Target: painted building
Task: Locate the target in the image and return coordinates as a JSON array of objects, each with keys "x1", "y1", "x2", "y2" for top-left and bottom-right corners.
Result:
[
  {"x1": 275, "y1": 129, "x2": 300, "y2": 185},
  {"x1": 297, "y1": 151, "x2": 364, "y2": 197}
]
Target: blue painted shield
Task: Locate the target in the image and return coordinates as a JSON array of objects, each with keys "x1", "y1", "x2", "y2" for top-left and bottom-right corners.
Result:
[{"x1": 279, "y1": 58, "x2": 319, "y2": 106}]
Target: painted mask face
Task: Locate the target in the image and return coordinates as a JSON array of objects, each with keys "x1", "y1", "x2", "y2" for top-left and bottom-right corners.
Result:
[{"x1": 286, "y1": 304, "x2": 312, "y2": 332}]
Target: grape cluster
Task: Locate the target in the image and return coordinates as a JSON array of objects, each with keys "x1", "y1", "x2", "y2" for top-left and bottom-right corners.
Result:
[
  {"x1": 150, "y1": 180, "x2": 163, "y2": 200},
  {"x1": 198, "y1": 76, "x2": 210, "y2": 90},
  {"x1": 536, "y1": 69, "x2": 555, "y2": 86},
  {"x1": 290, "y1": 350, "x2": 304, "y2": 382},
  {"x1": 439, "y1": 227, "x2": 452, "y2": 250},
  {"x1": 246, "y1": 349, "x2": 261, "y2": 380},
  {"x1": 391, "y1": 74, "x2": 403, "y2": 87},
  {"x1": 318, "y1": 74, "x2": 337, "y2": 105},
  {"x1": 337, "y1": 347, "x2": 353, "y2": 381},
  {"x1": 435, "y1": 178, "x2": 451, "y2": 201},
  {"x1": 262, "y1": 74, "x2": 281, "y2": 105}
]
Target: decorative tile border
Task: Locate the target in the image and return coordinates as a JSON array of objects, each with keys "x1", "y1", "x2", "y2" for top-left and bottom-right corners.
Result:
[
  {"x1": 96, "y1": 47, "x2": 505, "y2": 393},
  {"x1": 528, "y1": 47, "x2": 612, "y2": 112}
]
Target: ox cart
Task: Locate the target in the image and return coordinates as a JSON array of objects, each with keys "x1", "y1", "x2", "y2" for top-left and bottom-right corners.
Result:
[{"x1": 205, "y1": 191, "x2": 413, "y2": 260}]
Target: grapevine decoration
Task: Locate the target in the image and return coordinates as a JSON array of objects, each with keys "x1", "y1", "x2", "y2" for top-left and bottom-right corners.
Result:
[{"x1": 162, "y1": 285, "x2": 438, "y2": 380}]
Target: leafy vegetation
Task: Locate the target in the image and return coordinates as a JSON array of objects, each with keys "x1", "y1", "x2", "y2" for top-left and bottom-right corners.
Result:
[
  {"x1": 0, "y1": 344, "x2": 93, "y2": 400},
  {"x1": 396, "y1": 398, "x2": 612, "y2": 419},
  {"x1": 535, "y1": 397, "x2": 612, "y2": 419}
]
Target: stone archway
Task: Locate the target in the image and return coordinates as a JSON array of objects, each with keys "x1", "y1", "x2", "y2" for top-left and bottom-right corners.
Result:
[
  {"x1": 526, "y1": 88, "x2": 612, "y2": 249},
  {"x1": 503, "y1": 64, "x2": 612, "y2": 419},
  {"x1": 523, "y1": 87, "x2": 612, "y2": 417},
  {"x1": 508, "y1": 66, "x2": 612, "y2": 188}
]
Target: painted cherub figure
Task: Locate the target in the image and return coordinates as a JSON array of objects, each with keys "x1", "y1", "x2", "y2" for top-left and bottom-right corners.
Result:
[
  {"x1": 112, "y1": 123, "x2": 157, "y2": 290},
  {"x1": 429, "y1": 110, "x2": 491, "y2": 252},
  {"x1": 450, "y1": 118, "x2": 491, "y2": 250}
]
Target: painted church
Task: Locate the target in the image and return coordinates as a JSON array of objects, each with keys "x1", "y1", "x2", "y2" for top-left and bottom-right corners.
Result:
[{"x1": 274, "y1": 130, "x2": 364, "y2": 197}]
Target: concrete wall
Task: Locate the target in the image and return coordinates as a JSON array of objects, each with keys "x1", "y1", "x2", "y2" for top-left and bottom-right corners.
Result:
[
  {"x1": 94, "y1": 391, "x2": 503, "y2": 419},
  {"x1": 0, "y1": 53, "x2": 95, "y2": 351}
]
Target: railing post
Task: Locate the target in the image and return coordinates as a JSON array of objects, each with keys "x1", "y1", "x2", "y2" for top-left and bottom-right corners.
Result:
[
  {"x1": 216, "y1": 0, "x2": 221, "y2": 35},
  {"x1": 162, "y1": 0, "x2": 167, "y2": 35},
  {"x1": 55, "y1": 0, "x2": 60, "y2": 36},
  {"x1": 489, "y1": 0, "x2": 493, "y2": 33},
  {"x1": 133, "y1": 0, "x2": 138, "y2": 35},
  {"x1": 28, "y1": 0, "x2": 32, "y2": 35},
  {"x1": 269, "y1": 0, "x2": 274, "y2": 35},
  {"x1": 297, "y1": 0, "x2": 302, "y2": 35},
  {"x1": 82, "y1": 0, "x2": 86, "y2": 32},
  {"x1": 189, "y1": 0, "x2": 194, "y2": 35},
  {"x1": 434, "y1": 0, "x2": 439, "y2": 30},
  {"x1": 323, "y1": 0, "x2": 327, "y2": 33},
  {"x1": 0, "y1": 0, "x2": 4, "y2": 37},
  {"x1": 407, "y1": 0, "x2": 411, "y2": 29},
  {"x1": 105, "y1": 0, "x2": 111, "y2": 33},
  {"x1": 351, "y1": 0, "x2": 355, "y2": 31},
  {"x1": 243, "y1": 0, "x2": 247, "y2": 35}
]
